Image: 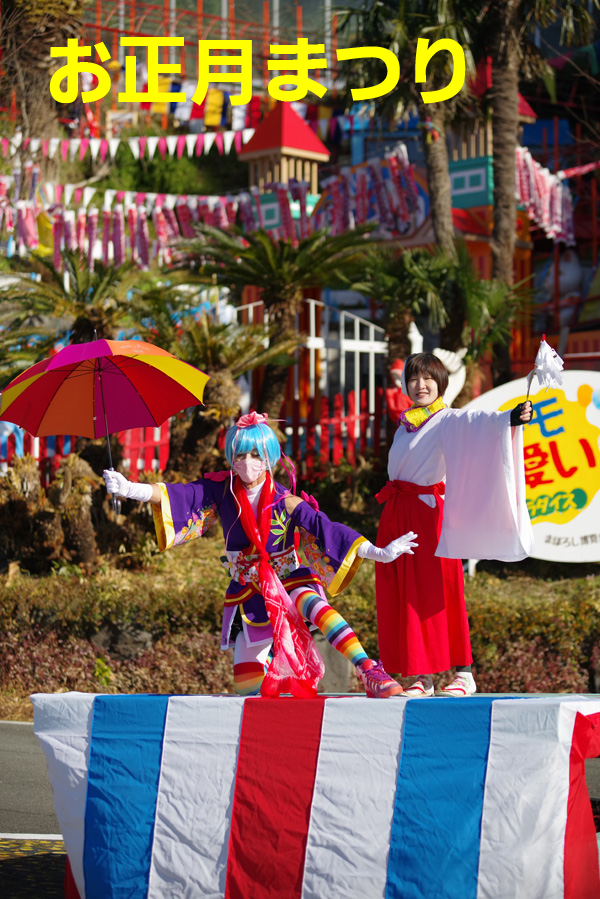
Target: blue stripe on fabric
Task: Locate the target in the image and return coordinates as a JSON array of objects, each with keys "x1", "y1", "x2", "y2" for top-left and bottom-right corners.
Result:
[
  {"x1": 83, "y1": 695, "x2": 169, "y2": 899},
  {"x1": 385, "y1": 697, "x2": 494, "y2": 899}
]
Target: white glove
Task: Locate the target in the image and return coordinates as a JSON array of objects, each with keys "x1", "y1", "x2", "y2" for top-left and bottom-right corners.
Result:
[
  {"x1": 357, "y1": 531, "x2": 418, "y2": 563},
  {"x1": 103, "y1": 469, "x2": 154, "y2": 503}
]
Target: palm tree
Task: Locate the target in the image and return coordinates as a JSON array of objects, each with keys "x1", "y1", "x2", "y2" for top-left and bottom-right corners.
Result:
[
  {"x1": 472, "y1": 1, "x2": 596, "y2": 288},
  {"x1": 180, "y1": 225, "x2": 376, "y2": 417},
  {"x1": 0, "y1": 0, "x2": 84, "y2": 140},
  {"x1": 336, "y1": 0, "x2": 475, "y2": 255},
  {"x1": 127, "y1": 285, "x2": 302, "y2": 476},
  {"x1": 346, "y1": 246, "x2": 448, "y2": 367},
  {"x1": 347, "y1": 242, "x2": 525, "y2": 402},
  {"x1": 0, "y1": 251, "x2": 142, "y2": 354}
]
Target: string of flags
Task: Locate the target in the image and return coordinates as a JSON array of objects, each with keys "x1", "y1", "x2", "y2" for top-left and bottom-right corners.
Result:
[{"x1": 0, "y1": 129, "x2": 256, "y2": 164}]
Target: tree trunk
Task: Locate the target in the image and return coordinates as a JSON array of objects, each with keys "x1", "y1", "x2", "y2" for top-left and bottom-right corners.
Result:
[
  {"x1": 168, "y1": 370, "x2": 241, "y2": 478},
  {"x1": 490, "y1": 5, "x2": 521, "y2": 384},
  {"x1": 386, "y1": 308, "x2": 413, "y2": 367},
  {"x1": 420, "y1": 104, "x2": 456, "y2": 257}
]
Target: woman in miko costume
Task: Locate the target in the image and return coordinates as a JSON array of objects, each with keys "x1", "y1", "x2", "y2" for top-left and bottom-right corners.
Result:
[
  {"x1": 103, "y1": 412, "x2": 418, "y2": 699},
  {"x1": 375, "y1": 353, "x2": 535, "y2": 697}
]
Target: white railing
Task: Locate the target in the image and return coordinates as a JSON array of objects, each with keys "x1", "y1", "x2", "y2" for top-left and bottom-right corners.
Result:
[{"x1": 236, "y1": 297, "x2": 388, "y2": 430}]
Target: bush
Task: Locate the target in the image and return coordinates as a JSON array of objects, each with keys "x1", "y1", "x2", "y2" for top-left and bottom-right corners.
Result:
[{"x1": 1, "y1": 527, "x2": 600, "y2": 720}]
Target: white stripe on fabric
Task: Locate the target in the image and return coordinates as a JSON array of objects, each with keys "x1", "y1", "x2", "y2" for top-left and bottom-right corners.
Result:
[
  {"x1": 477, "y1": 697, "x2": 600, "y2": 899},
  {"x1": 147, "y1": 696, "x2": 245, "y2": 899},
  {"x1": 301, "y1": 696, "x2": 406, "y2": 899},
  {"x1": 31, "y1": 691, "x2": 96, "y2": 899}
]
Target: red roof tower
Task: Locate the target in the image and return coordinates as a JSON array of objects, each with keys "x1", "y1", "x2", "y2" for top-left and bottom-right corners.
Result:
[{"x1": 239, "y1": 102, "x2": 330, "y2": 193}]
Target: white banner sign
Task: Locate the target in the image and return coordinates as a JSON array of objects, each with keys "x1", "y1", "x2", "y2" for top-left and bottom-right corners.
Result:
[{"x1": 465, "y1": 371, "x2": 600, "y2": 562}]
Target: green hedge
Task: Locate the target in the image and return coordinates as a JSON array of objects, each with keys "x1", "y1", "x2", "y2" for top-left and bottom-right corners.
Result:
[{"x1": 1, "y1": 533, "x2": 599, "y2": 717}]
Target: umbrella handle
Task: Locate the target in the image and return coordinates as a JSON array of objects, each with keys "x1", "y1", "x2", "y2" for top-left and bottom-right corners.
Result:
[{"x1": 107, "y1": 467, "x2": 122, "y2": 516}]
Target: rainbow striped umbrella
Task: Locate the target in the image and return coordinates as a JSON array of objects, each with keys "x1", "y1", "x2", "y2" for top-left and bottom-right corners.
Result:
[
  {"x1": 0, "y1": 339, "x2": 209, "y2": 438},
  {"x1": 0, "y1": 339, "x2": 209, "y2": 507}
]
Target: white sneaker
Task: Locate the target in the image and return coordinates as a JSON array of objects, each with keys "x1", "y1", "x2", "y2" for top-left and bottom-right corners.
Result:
[
  {"x1": 404, "y1": 677, "x2": 435, "y2": 698},
  {"x1": 435, "y1": 672, "x2": 476, "y2": 697}
]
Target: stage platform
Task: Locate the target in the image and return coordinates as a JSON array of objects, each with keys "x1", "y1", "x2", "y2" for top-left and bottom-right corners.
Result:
[{"x1": 32, "y1": 692, "x2": 600, "y2": 899}]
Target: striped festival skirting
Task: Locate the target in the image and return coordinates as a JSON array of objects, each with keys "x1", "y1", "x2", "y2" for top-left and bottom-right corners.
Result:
[{"x1": 32, "y1": 692, "x2": 600, "y2": 899}]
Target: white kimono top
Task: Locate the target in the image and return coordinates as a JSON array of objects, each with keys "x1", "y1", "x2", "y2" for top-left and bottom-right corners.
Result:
[{"x1": 388, "y1": 408, "x2": 535, "y2": 562}]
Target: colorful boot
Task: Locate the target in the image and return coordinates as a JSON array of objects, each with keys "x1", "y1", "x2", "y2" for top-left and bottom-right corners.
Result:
[{"x1": 357, "y1": 659, "x2": 403, "y2": 698}]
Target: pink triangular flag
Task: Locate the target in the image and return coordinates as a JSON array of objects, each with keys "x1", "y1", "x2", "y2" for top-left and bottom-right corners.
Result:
[
  {"x1": 157, "y1": 137, "x2": 167, "y2": 159},
  {"x1": 195, "y1": 134, "x2": 204, "y2": 156},
  {"x1": 42, "y1": 140, "x2": 49, "y2": 157},
  {"x1": 234, "y1": 131, "x2": 243, "y2": 152},
  {"x1": 99, "y1": 140, "x2": 109, "y2": 164},
  {"x1": 214, "y1": 133, "x2": 224, "y2": 155},
  {"x1": 74, "y1": 187, "x2": 83, "y2": 205},
  {"x1": 61, "y1": 140, "x2": 69, "y2": 162},
  {"x1": 176, "y1": 135, "x2": 186, "y2": 158},
  {"x1": 79, "y1": 139, "x2": 90, "y2": 160},
  {"x1": 55, "y1": 184, "x2": 64, "y2": 203},
  {"x1": 116, "y1": 190, "x2": 125, "y2": 202},
  {"x1": 156, "y1": 193, "x2": 167, "y2": 207},
  {"x1": 138, "y1": 136, "x2": 147, "y2": 158},
  {"x1": 136, "y1": 192, "x2": 146, "y2": 205},
  {"x1": 22, "y1": 138, "x2": 30, "y2": 152},
  {"x1": 1, "y1": 139, "x2": 8, "y2": 157}
]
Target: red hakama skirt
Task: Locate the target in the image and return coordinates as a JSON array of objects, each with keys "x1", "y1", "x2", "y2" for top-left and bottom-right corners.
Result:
[{"x1": 375, "y1": 480, "x2": 472, "y2": 677}]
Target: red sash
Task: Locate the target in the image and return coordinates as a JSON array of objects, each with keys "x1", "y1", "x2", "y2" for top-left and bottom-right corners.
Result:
[
  {"x1": 375, "y1": 479, "x2": 445, "y2": 504},
  {"x1": 233, "y1": 475, "x2": 324, "y2": 698}
]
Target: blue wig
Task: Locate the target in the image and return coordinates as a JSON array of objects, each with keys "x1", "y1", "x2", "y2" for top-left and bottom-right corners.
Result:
[{"x1": 224, "y1": 422, "x2": 281, "y2": 469}]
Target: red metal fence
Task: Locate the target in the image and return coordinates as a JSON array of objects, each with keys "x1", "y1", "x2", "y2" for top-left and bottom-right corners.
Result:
[
  {"x1": 285, "y1": 388, "x2": 384, "y2": 468},
  {"x1": 0, "y1": 425, "x2": 170, "y2": 485},
  {"x1": 0, "y1": 390, "x2": 383, "y2": 483}
]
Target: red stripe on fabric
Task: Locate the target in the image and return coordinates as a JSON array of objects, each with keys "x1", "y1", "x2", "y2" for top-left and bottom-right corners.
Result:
[
  {"x1": 64, "y1": 857, "x2": 81, "y2": 899},
  {"x1": 564, "y1": 710, "x2": 600, "y2": 899},
  {"x1": 225, "y1": 697, "x2": 325, "y2": 899}
]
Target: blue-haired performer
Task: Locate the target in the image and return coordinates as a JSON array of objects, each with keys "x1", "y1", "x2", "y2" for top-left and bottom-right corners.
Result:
[{"x1": 104, "y1": 411, "x2": 418, "y2": 699}]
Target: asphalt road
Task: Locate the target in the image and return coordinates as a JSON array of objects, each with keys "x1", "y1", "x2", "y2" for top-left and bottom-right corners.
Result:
[
  {"x1": 0, "y1": 722, "x2": 60, "y2": 836},
  {"x1": 1, "y1": 718, "x2": 600, "y2": 836}
]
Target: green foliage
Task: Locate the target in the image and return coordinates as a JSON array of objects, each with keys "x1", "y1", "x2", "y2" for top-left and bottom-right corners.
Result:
[
  {"x1": 92, "y1": 131, "x2": 248, "y2": 197},
  {"x1": 0, "y1": 251, "x2": 145, "y2": 380},
  {"x1": 183, "y1": 224, "x2": 377, "y2": 312},
  {"x1": 335, "y1": 0, "x2": 475, "y2": 119},
  {"x1": 94, "y1": 656, "x2": 113, "y2": 688},
  {"x1": 130, "y1": 285, "x2": 301, "y2": 379},
  {"x1": 1, "y1": 517, "x2": 599, "y2": 713},
  {"x1": 347, "y1": 241, "x2": 527, "y2": 363}
]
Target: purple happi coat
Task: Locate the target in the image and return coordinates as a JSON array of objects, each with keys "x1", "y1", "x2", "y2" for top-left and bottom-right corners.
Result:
[{"x1": 152, "y1": 473, "x2": 367, "y2": 650}]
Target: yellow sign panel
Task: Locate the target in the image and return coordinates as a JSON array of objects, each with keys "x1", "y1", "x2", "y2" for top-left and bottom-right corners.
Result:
[{"x1": 465, "y1": 371, "x2": 600, "y2": 562}]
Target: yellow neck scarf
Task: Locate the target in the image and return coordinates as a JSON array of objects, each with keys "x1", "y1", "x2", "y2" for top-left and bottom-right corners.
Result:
[{"x1": 399, "y1": 396, "x2": 447, "y2": 432}]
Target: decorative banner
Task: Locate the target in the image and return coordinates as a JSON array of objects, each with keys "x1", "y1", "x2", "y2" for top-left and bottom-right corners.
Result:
[
  {"x1": 86, "y1": 206, "x2": 98, "y2": 273},
  {"x1": 464, "y1": 370, "x2": 600, "y2": 562},
  {"x1": 515, "y1": 147, "x2": 575, "y2": 245},
  {"x1": 32, "y1": 692, "x2": 600, "y2": 899}
]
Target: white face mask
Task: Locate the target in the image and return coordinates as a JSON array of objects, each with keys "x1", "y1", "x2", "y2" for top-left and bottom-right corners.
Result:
[{"x1": 233, "y1": 457, "x2": 266, "y2": 484}]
